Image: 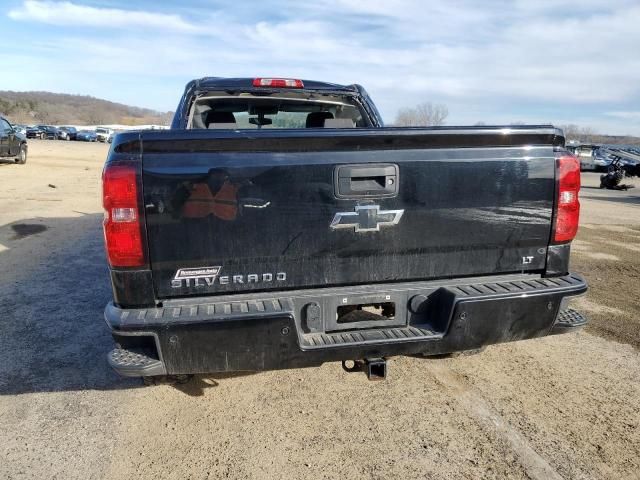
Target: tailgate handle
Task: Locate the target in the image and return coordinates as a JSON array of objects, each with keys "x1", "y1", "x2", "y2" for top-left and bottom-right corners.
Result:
[{"x1": 335, "y1": 164, "x2": 399, "y2": 198}]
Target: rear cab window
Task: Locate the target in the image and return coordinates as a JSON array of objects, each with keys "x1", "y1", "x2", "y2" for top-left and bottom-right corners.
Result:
[{"x1": 187, "y1": 90, "x2": 370, "y2": 130}]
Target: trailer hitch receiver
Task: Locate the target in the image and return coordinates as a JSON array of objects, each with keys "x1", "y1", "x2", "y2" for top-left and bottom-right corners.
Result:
[{"x1": 342, "y1": 358, "x2": 387, "y2": 381}]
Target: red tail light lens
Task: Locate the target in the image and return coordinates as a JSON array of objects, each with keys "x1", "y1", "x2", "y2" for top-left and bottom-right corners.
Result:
[
  {"x1": 253, "y1": 78, "x2": 304, "y2": 88},
  {"x1": 553, "y1": 154, "x2": 581, "y2": 243},
  {"x1": 102, "y1": 165, "x2": 145, "y2": 267}
]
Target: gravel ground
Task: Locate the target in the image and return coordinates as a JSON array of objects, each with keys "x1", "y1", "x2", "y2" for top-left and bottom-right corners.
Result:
[
  {"x1": 0, "y1": 142, "x2": 638, "y2": 479},
  {"x1": 571, "y1": 172, "x2": 640, "y2": 348}
]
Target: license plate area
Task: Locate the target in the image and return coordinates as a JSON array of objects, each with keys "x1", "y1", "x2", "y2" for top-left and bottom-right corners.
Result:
[
  {"x1": 326, "y1": 294, "x2": 406, "y2": 332},
  {"x1": 337, "y1": 302, "x2": 396, "y2": 323}
]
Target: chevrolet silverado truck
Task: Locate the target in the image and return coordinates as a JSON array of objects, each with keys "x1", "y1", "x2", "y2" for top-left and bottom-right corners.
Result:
[{"x1": 103, "y1": 77, "x2": 587, "y2": 382}]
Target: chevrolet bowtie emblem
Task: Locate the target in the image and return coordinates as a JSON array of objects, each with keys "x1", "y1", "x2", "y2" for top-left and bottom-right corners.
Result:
[{"x1": 330, "y1": 205, "x2": 404, "y2": 232}]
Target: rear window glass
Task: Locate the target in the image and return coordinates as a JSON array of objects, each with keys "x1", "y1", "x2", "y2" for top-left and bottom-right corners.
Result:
[{"x1": 188, "y1": 91, "x2": 369, "y2": 129}]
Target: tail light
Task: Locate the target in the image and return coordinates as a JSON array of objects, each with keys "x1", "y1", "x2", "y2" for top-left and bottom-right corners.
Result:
[
  {"x1": 102, "y1": 164, "x2": 146, "y2": 267},
  {"x1": 253, "y1": 78, "x2": 304, "y2": 88},
  {"x1": 553, "y1": 154, "x2": 581, "y2": 243}
]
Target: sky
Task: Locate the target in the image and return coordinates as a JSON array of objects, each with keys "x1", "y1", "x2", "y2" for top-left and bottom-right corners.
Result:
[{"x1": 2, "y1": 0, "x2": 640, "y2": 135}]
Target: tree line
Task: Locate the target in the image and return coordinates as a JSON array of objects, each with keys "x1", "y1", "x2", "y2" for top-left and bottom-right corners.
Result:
[{"x1": 392, "y1": 103, "x2": 639, "y2": 145}]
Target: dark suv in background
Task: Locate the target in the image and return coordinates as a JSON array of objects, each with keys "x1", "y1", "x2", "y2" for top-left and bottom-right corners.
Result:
[
  {"x1": 58, "y1": 126, "x2": 77, "y2": 140},
  {"x1": 0, "y1": 116, "x2": 27, "y2": 164},
  {"x1": 26, "y1": 125, "x2": 45, "y2": 139},
  {"x1": 37, "y1": 125, "x2": 59, "y2": 140}
]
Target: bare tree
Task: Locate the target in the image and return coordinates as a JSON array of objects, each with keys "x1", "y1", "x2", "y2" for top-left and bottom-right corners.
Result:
[
  {"x1": 579, "y1": 126, "x2": 596, "y2": 143},
  {"x1": 395, "y1": 102, "x2": 448, "y2": 126},
  {"x1": 34, "y1": 109, "x2": 52, "y2": 123},
  {"x1": 159, "y1": 111, "x2": 174, "y2": 126},
  {"x1": 87, "y1": 112, "x2": 106, "y2": 126},
  {"x1": 559, "y1": 124, "x2": 597, "y2": 143},
  {"x1": 559, "y1": 124, "x2": 580, "y2": 141}
]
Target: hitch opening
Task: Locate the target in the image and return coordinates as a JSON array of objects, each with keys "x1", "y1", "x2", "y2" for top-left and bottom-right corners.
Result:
[{"x1": 341, "y1": 358, "x2": 387, "y2": 381}]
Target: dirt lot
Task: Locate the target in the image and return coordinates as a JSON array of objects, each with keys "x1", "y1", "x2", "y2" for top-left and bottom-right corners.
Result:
[
  {"x1": 0, "y1": 141, "x2": 638, "y2": 480},
  {"x1": 571, "y1": 174, "x2": 640, "y2": 349}
]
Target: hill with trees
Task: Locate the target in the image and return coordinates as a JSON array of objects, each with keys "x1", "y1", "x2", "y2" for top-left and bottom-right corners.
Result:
[{"x1": 0, "y1": 91, "x2": 173, "y2": 126}]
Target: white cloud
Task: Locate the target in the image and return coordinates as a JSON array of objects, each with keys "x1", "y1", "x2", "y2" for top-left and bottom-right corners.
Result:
[
  {"x1": 605, "y1": 111, "x2": 640, "y2": 120},
  {"x1": 5, "y1": 0, "x2": 640, "y2": 135},
  {"x1": 8, "y1": 1, "x2": 202, "y2": 33}
]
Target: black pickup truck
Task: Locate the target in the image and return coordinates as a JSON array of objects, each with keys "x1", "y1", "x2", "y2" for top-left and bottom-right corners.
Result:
[
  {"x1": 0, "y1": 116, "x2": 27, "y2": 164},
  {"x1": 103, "y1": 77, "x2": 587, "y2": 382}
]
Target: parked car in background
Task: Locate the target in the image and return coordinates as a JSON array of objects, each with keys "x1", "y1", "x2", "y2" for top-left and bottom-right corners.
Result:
[
  {"x1": 58, "y1": 126, "x2": 78, "y2": 140},
  {"x1": 76, "y1": 130, "x2": 98, "y2": 142},
  {"x1": 573, "y1": 144, "x2": 600, "y2": 171},
  {"x1": 26, "y1": 125, "x2": 46, "y2": 139},
  {"x1": 95, "y1": 127, "x2": 113, "y2": 143},
  {"x1": 592, "y1": 148, "x2": 612, "y2": 171},
  {"x1": 12, "y1": 124, "x2": 27, "y2": 136},
  {"x1": 36, "y1": 125, "x2": 59, "y2": 140},
  {"x1": 610, "y1": 149, "x2": 640, "y2": 174},
  {"x1": 0, "y1": 116, "x2": 28, "y2": 164}
]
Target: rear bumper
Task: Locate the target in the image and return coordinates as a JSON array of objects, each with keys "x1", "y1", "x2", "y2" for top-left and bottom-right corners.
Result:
[{"x1": 105, "y1": 273, "x2": 587, "y2": 376}]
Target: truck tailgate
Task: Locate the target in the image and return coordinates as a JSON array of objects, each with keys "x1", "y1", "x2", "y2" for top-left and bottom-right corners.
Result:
[{"x1": 140, "y1": 127, "x2": 561, "y2": 299}]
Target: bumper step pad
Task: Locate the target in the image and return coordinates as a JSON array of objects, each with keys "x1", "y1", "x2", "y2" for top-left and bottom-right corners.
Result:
[
  {"x1": 302, "y1": 326, "x2": 440, "y2": 349},
  {"x1": 108, "y1": 348, "x2": 166, "y2": 377},
  {"x1": 551, "y1": 308, "x2": 587, "y2": 334}
]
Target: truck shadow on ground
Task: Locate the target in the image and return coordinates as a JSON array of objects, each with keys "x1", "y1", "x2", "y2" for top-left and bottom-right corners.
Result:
[
  {"x1": 0, "y1": 214, "x2": 140, "y2": 395},
  {"x1": 170, "y1": 372, "x2": 260, "y2": 397},
  {"x1": 580, "y1": 187, "x2": 640, "y2": 206},
  {"x1": 0, "y1": 214, "x2": 257, "y2": 396}
]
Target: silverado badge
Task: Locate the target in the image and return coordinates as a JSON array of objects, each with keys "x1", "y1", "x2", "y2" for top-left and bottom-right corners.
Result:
[{"x1": 171, "y1": 266, "x2": 286, "y2": 288}]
